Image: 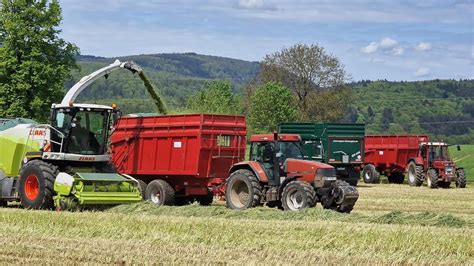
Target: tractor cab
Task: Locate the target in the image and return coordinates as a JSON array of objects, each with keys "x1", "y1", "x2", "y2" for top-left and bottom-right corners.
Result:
[{"x1": 50, "y1": 103, "x2": 118, "y2": 155}]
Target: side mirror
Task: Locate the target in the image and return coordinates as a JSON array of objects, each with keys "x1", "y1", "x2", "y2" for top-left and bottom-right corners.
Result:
[{"x1": 457, "y1": 145, "x2": 461, "y2": 151}]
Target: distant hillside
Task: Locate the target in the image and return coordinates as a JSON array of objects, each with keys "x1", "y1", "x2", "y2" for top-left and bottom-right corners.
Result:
[
  {"x1": 69, "y1": 53, "x2": 260, "y2": 110},
  {"x1": 68, "y1": 53, "x2": 474, "y2": 143}
]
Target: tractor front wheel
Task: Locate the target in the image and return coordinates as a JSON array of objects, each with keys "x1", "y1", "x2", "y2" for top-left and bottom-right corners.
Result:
[
  {"x1": 145, "y1": 179, "x2": 175, "y2": 206},
  {"x1": 426, "y1": 169, "x2": 438, "y2": 189},
  {"x1": 18, "y1": 160, "x2": 58, "y2": 209},
  {"x1": 281, "y1": 181, "x2": 316, "y2": 211},
  {"x1": 225, "y1": 169, "x2": 262, "y2": 210},
  {"x1": 455, "y1": 169, "x2": 467, "y2": 188},
  {"x1": 362, "y1": 164, "x2": 380, "y2": 184},
  {"x1": 407, "y1": 162, "x2": 423, "y2": 186}
]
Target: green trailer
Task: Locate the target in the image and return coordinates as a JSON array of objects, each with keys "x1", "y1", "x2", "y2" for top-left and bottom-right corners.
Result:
[{"x1": 279, "y1": 123, "x2": 365, "y2": 186}]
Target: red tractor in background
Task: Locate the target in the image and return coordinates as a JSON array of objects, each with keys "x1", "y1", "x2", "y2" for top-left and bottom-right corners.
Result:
[
  {"x1": 225, "y1": 133, "x2": 359, "y2": 212},
  {"x1": 363, "y1": 135, "x2": 466, "y2": 188}
]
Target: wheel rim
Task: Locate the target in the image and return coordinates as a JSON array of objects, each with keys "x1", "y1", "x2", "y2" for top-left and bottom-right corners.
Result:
[
  {"x1": 364, "y1": 171, "x2": 372, "y2": 182},
  {"x1": 150, "y1": 189, "x2": 162, "y2": 204},
  {"x1": 230, "y1": 179, "x2": 250, "y2": 208},
  {"x1": 408, "y1": 166, "x2": 415, "y2": 183},
  {"x1": 25, "y1": 175, "x2": 40, "y2": 201},
  {"x1": 427, "y1": 173, "x2": 432, "y2": 187},
  {"x1": 285, "y1": 189, "x2": 305, "y2": 210}
]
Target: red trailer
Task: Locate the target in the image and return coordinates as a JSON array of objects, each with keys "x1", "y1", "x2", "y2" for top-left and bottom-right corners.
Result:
[
  {"x1": 363, "y1": 135, "x2": 466, "y2": 188},
  {"x1": 110, "y1": 114, "x2": 246, "y2": 205}
]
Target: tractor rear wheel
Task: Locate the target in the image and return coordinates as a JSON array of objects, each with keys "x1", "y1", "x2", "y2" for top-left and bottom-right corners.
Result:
[
  {"x1": 281, "y1": 181, "x2": 316, "y2": 211},
  {"x1": 18, "y1": 160, "x2": 58, "y2": 209},
  {"x1": 225, "y1": 169, "x2": 262, "y2": 210},
  {"x1": 388, "y1": 172, "x2": 405, "y2": 184},
  {"x1": 362, "y1": 164, "x2": 380, "y2": 183},
  {"x1": 455, "y1": 169, "x2": 466, "y2": 188},
  {"x1": 145, "y1": 179, "x2": 175, "y2": 206},
  {"x1": 407, "y1": 162, "x2": 423, "y2": 186},
  {"x1": 426, "y1": 169, "x2": 438, "y2": 189}
]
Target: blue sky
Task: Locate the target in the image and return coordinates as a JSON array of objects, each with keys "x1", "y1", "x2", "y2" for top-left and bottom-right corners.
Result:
[{"x1": 59, "y1": 0, "x2": 473, "y2": 81}]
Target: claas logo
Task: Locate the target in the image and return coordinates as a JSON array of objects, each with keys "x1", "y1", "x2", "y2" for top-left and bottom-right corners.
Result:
[
  {"x1": 79, "y1": 156, "x2": 95, "y2": 161},
  {"x1": 30, "y1": 129, "x2": 46, "y2": 136}
]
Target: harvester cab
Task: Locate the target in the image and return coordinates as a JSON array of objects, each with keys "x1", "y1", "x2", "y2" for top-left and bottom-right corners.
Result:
[
  {"x1": 419, "y1": 142, "x2": 465, "y2": 188},
  {"x1": 225, "y1": 133, "x2": 359, "y2": 212},
  {"x1": 0, "y1": 60, "x2": 149, "y2": 210}
]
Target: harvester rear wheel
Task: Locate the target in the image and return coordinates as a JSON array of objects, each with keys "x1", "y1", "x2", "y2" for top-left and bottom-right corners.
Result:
[
  {"x1": 407, "y1": 162, "x2": 423, "y2": 186},
  {"x1": 362, "y1": 164, "x2": 380, "y2": 184},
  {"x1": 281, "y1": 181, "x2": 316, "y2": 211},
  {"x1": 225, "y1": 169, "x2": 262, "y2": 210},
  {"x1": 426, "y1": 169, "x2": 438, "y2": 189},
  {"x1": 18, "y1": 160, "x2": 58, "y2": 209},
  {"x1": 455, "y1": 169, "x2": 466, "y2": 188},
  {"x1": 388, "y1": 172, "x2": 404, "y2": 184},
  {"x1": 145, "y1": 179, "x2": 175, "y2": 206}
]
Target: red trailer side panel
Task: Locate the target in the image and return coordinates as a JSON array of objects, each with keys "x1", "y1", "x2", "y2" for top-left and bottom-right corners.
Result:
[
  {"x1": 110, "y1": 114, "x2": 246, "y2": 180},
  {"x1": 364, "y1": 135, "x2": 429, "y2": 171}
]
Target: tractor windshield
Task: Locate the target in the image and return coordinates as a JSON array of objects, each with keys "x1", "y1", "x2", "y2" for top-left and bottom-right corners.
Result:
[
  {"x1": 429, "y1": 145, "x2": 450, "y2": 160},
  {"x1": 52, "y1": 108, "x2": 110, "y2": 155},
  {"x1": 277, "y1": 141, "x2": 304, "y2": 160}
]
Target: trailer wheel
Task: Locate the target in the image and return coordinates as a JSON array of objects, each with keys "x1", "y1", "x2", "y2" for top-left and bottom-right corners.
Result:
[
  {"x1": 225, "y1": 169, "x2": 262, "y2": 210},
  {"x1": 196, "y1": 193, "x2": 214, "y2": 206},
  {"x1": 455, "y1": 169, "x2": 466, "y2": 188},
  {"x1": 137, "y1": 179, "x2": 147, "y2": 199},
  {"x1": 145, "y1": 179, "x2": 175, "y2": 206},
  {"x1": 388, "y1": 172, "x2": 404, "y2": 184},
  {"x1": 426, "y1": 169, "x2": 438, "y2": 189},
  {"x1": 281, "y1": 181, "x2": 316, "y2": 211},
  {"x1": 407, "y1": 162, "x2": 423, "y2": 186},
  {"x1": 362, "y1": 164, "x2": 380, "y2": 183},
  {"x1": 18, "y1": 160, "x2": 58, "y2": 209}
]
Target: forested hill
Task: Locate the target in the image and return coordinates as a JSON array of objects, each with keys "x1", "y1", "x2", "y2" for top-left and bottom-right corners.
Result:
[
  {"x1": 69, "y1": 53, "x2": 260, "y2": 109},
  {"x1": 69, "y1": 53, "x2": 474, "y2": 143}
]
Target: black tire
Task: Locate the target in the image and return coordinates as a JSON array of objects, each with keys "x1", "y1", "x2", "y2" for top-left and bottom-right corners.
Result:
[
  {"x1": 281, "y1": 181, "x2": 316, "y2": 211},
  {"x1": 195, "y1": 192, "x2": 214, "y2": 206},
  {"x1": 137, "y1": 179, "x2": 147, "y2": 199},
  {"x1": 145, "y1": 179, "x2": 175, "y2": 206},
  {"x1": 321, "y1": 180, "x2": 356, "y2": 213},
  {"x1": 18, "y1": 160, "x2": 58, "y2": 209},
  {"x1": 347, "y1": 168, "x2": 360, "y2": 186},
  {"x1": 407, "y1": 162, "x2": 423, "y2": 186},
  {"x1": 426, "y1": 169, "x2": 438, "y2": 189},
  {"x1": 455, "y1": 169, "x2": 467, "y2": 188},
  {"x1": 362, "y1": 164, "x2": 380, "y2": 184},
  {"x1": 0, "y1": 200, "x2": 7, "y2": 207},
  {"x1": 225, "y1": 169, "x2": 262, "y2": 210},
  {"x1": 388, "y1": 172, "x2": 405, "y2": 184},
  {"x1": 438, "y1": 181, "x2": 451, "y2": 189}
]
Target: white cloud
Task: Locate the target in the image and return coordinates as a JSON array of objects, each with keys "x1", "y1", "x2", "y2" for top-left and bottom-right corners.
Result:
[
  {"x1": 392, "y1": 47, "x2": 404, "y2": 56},
  {"x1": 237, "y1": 0, "x2": 276, "y2": 10},
  {"x1": 415, "y1": 42, "x2": 432, "y2": 51},
  {"x1": 361, "y1": 41, "x2": 379, "y2": 54},
  {"x1": 379, "y1": 37, "x2": 398, "y2": 49},
  {"x1": 414, "y1": 67, "x2": 430, "y2": 77}
]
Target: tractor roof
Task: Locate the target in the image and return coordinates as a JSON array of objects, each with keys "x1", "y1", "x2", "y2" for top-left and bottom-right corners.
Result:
[
  {"x1": 53, "y1": 103, "x2": 114, "y2": 110},
  {"x1": 250, "y1": 134, "x2": 301, "y2": 142}
]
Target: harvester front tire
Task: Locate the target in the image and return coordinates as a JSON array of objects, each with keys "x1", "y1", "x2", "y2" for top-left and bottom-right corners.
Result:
[
  {"x1": 407, "y1": 162, "x2": 423, "y2": 186},
  {"x1": 388, "y1": 172, "x2": 404, "y2": 184},
  {"x1": 362, "y1": 164, "x2": 380, "y2": 184},
  {"x1": 18, "y1": 160, "x2": 58, "y2": 210},
  {"x1": 426, "y1": 169, "x2": 438, "y2": 189},
  {"x1": 455, "y1": 169, "x2": 466, "y2": 188},
  {"x1": 145, "y1": 179, "x2": 175, "y2": 206},
  {"x1": 225, "y1": 169, "x2": 262, "y2": 210},
  {"x1": 137, "y1": 179, "x2": 147, "y2": 199},
  {"x1": 281, "y1": 181, "x2": 316, "y2": 211}
]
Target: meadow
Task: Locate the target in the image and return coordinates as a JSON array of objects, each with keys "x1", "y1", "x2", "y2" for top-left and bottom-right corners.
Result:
[{"x1": 0, "y1": 184, "x2": 472, "y2": 264}]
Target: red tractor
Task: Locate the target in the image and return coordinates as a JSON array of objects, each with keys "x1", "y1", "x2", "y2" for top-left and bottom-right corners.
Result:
[
  {"x1": 225, "y1": 133, "x2": 359, "y2": 212},
  {"x1": 363, "y1": 135, "x2": 466, "y2": 188}
]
